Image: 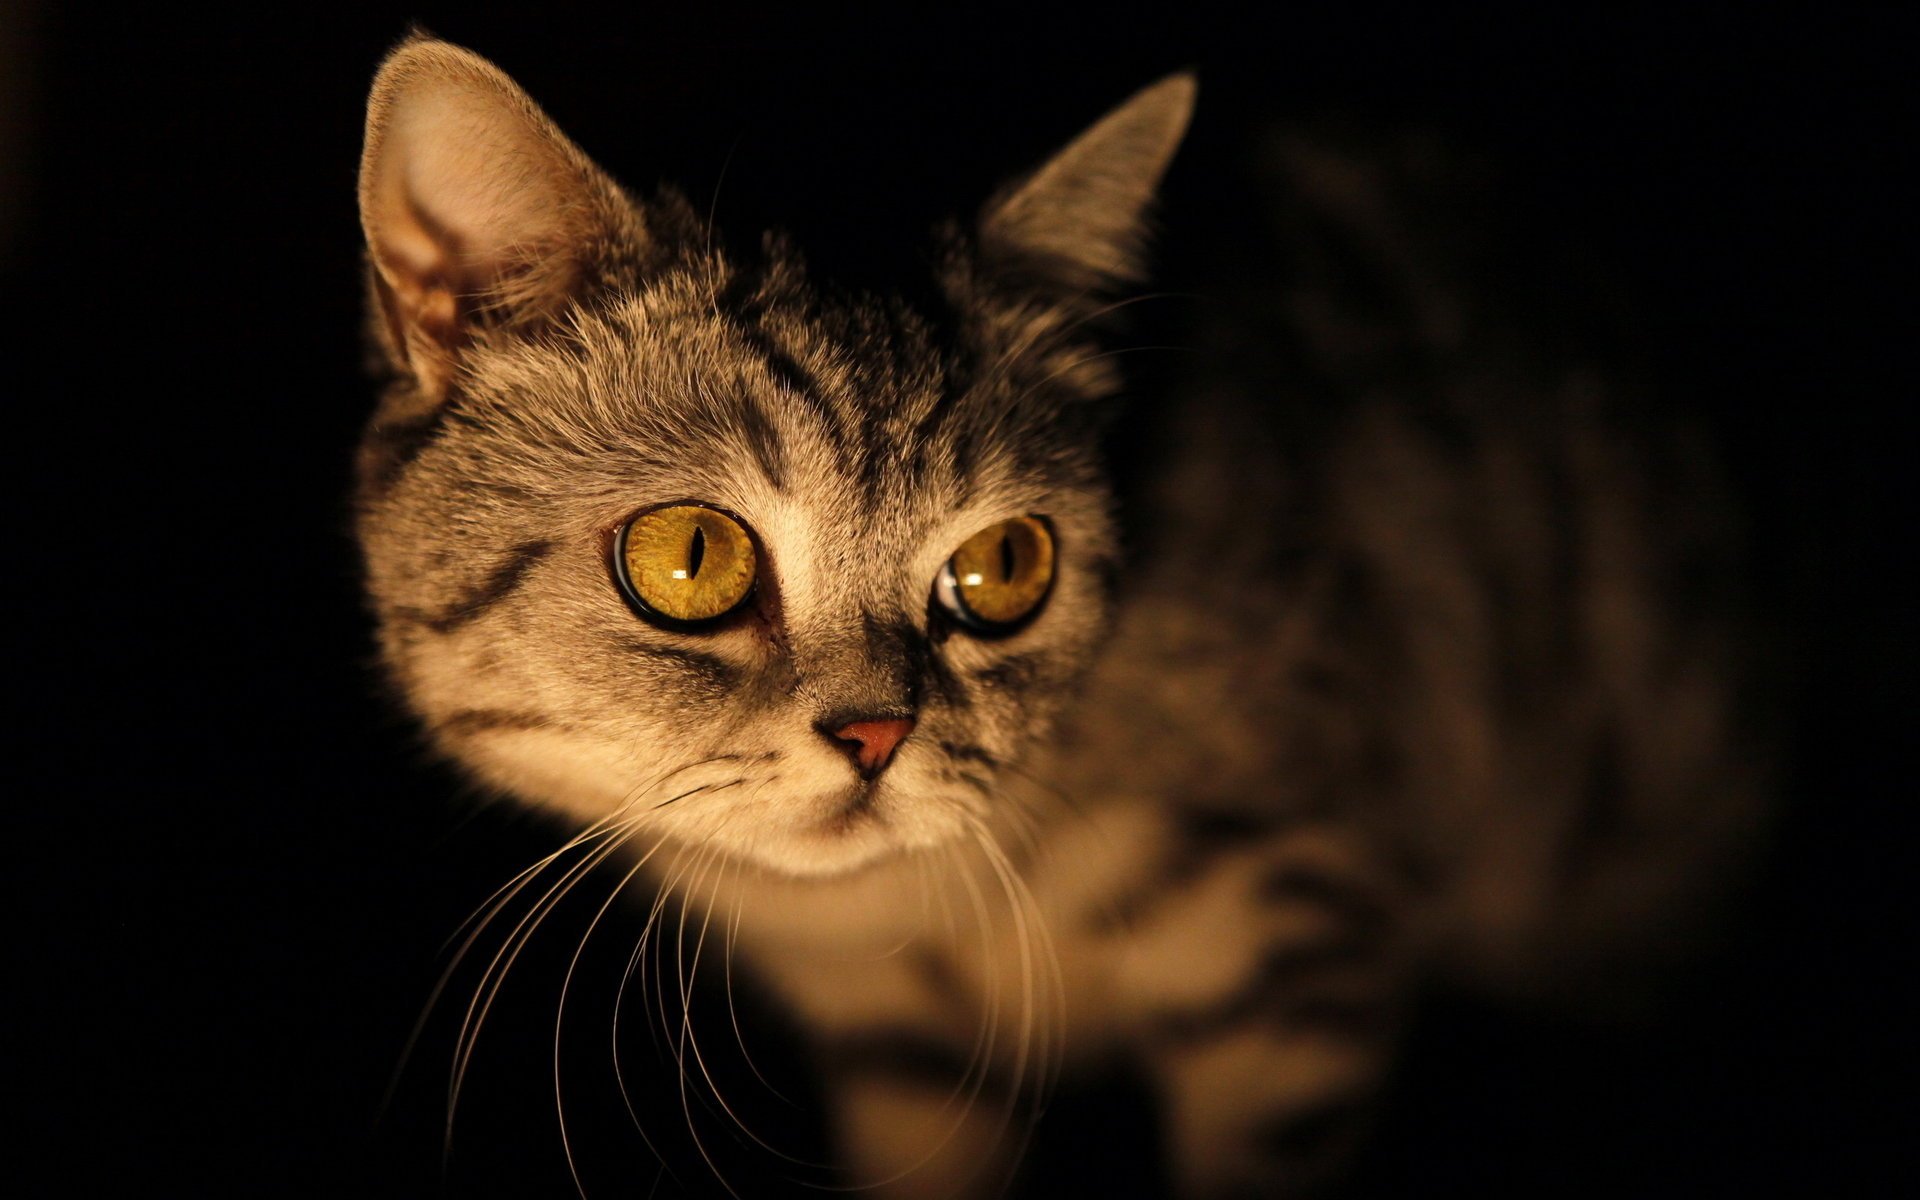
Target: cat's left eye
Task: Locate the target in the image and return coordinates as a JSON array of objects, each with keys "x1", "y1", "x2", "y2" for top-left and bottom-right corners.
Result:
[
  {"x1": 615, "y1": 504, "x2": 758, "y2": 626},
  {"x1": 933, "y1": 516, "x2": 1056, "y2": 634}
]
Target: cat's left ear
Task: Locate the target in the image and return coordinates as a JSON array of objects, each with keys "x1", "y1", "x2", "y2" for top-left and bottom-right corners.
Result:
[
  {"x1": 979, "y1": 73, "x2": 1196, "y2": 293},
  {"x1": 358, "y1": 35, "x2": 643, "y2": 404}
]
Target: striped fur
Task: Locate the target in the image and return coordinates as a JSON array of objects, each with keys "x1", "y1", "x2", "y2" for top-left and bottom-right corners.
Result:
[{"x1": 355, "y1": 38, "x2": 1761, "y2": 1197}]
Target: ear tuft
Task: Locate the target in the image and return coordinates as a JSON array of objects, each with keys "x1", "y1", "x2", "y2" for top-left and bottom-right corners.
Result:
[
  {"x1": 980, "y1": 72, "x2": 1196, "y2": 292},
  {"x1": 358, "y1": 37, "x2": 634, "y2": 399}
]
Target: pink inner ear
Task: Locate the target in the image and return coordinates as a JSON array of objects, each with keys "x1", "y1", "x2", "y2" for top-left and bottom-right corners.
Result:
[
  {"x1": 377, "y1": 187, "x2": 457, "y2": 282},
  {"x1": 365, "y1": 69, "x2": 585, "y2": 325},
  {"x1": 358, "y1": 40, "x2": 638, "y2": 405}
]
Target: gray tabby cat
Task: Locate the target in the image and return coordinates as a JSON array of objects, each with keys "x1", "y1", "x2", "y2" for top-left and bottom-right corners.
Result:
[{"x1": 355, "y1": 35, "x2": 1760, "y2": 1197}]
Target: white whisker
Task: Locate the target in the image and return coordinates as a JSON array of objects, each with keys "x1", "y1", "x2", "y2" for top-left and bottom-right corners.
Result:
[
  {"x1": 447, "y1": 813, "x2": 644, "y2": 1156},
  {"x1": 553, "y1": 825, "x2": 685, "y2": 1197}
]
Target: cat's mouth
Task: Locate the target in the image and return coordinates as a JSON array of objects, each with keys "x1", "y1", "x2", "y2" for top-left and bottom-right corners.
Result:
[
  {"x1": 821, "y1": 779, "x2": 882, "y2": 834},
  {"x1": 724, "y1": 779, "x2": 911, "y2": 878},
  {"x1": 787, "y1": 774, "x2": 963, "y2": 871},
  {"x1": 675, "y1": 760, "x2": 974, "y2": 878}
]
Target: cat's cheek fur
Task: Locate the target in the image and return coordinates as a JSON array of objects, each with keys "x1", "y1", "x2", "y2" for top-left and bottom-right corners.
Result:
[{"x1": 445, "y1": 726, "x2": 650, "y2": 820}]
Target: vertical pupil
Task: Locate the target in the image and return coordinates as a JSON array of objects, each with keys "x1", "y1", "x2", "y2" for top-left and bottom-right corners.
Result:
[
  {"x1": 688, "y1": 525, "x2": 706, "y2": 578},
  {"x1": 998, "y1": 532, "x2": 1015, "y2": 582}
]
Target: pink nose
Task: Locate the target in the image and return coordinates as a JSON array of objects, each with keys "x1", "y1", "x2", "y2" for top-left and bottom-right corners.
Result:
[{"x1": 826, "y1": 717, "x2": 916, "y2": 777}]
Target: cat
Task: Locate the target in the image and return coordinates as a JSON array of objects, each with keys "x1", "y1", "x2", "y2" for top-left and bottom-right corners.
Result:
[{"x1": 355, "y1": 33, "x2": 1763, "y2": 1197}]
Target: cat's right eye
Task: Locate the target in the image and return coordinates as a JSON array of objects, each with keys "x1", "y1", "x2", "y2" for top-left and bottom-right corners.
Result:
[
  {"x1": 932, "y1": 516, "x2": 1056, "y2": 634},
  {"x1": 614, "y1": 504, "x2": 758, "y2": 626}
]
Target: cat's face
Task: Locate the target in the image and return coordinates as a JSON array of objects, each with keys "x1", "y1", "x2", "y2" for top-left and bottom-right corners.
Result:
[
  {"x1": 359, "y1": 272, "x2": 1120, "y2": 875},
  {"x1": 355, "y1": 38, "x2": 1191, "y2": 877}
]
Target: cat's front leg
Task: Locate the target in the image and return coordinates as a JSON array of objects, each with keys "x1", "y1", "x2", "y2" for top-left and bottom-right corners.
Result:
[
  {"x1": 1116, "y1": 823, "x2": 1411, "y2": 1197},
  {"x1": 816, "y1": 1025, "x2": 1024, "y2": 1199},
  {"x1": 727, "y1": 863, "x2": 1028, "y2": 1198}
]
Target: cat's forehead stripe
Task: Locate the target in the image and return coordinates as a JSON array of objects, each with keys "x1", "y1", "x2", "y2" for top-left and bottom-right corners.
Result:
[{"x1": 731, "y1": 388, "x2": 789, "y2": 493}]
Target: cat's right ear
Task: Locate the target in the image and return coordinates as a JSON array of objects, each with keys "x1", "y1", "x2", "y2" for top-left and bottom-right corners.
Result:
[
  {"x1": 358, "y1": 35, "x2": 640, "y2": 406},
  {"x1": 978, "y1": 72, "x2": 1196, "y2": 295}
]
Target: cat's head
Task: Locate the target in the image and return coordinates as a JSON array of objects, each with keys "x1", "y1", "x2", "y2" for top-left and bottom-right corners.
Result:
[{"x1": 355, "y1": 36, "x2": 1192, "y2": 877}]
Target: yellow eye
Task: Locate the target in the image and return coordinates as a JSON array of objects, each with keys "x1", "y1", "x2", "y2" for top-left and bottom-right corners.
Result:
[
  {"x1": 933, "y1": 516, "x2": 1055, "y2": 633},
  {"x1": 615, "y1": 504, "x2": 758, "y2": 624}
]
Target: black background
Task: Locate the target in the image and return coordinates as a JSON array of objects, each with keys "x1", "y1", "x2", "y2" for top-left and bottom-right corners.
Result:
[{"x1": 8, "y1": 3, "x2": 1910, "y2": 1195}]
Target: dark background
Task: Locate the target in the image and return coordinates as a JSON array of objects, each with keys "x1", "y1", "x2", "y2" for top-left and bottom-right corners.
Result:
[{"x1": 7, "y1": 3, "x2": 1909, "y2": 1195}]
